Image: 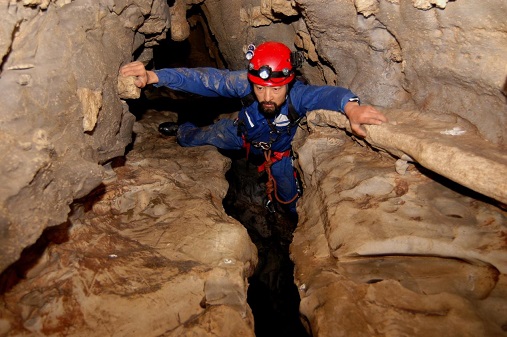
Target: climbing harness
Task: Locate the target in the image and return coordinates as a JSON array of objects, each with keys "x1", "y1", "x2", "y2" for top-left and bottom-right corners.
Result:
[
  {"x1": 238, "y1": 124, "x2": 301, "y2": 213},
  {"x1": 261, "y1": 149, "x2": 300, "y2": 210}
]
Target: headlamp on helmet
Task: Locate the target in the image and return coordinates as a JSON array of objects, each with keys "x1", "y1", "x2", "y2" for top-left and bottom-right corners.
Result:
[
  {"x1": 245, "y1": 44, "x2": 255, "y2": 60},
  {"x1": 249, "y1": 65, "x2": 292, "y2": 81},
  {"x1": 258, "y1": 66, "x2": 271, "y2": 80},
  {"x1": 246, "y1": 41, "x2": 301, "y2": 87}
]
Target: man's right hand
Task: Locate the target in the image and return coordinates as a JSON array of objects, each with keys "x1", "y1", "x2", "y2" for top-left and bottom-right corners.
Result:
[
  {"x1": 119, "y1": 61, "x2": 159, "y2": 88},
  {"x1": 344, "y1": 102, "x2": 388, "y2": 138}
]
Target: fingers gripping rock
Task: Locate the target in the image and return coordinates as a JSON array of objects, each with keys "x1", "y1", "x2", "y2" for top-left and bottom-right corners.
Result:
[{"x1": 117, "y1": 75, "x2": 141, "y2": 99}]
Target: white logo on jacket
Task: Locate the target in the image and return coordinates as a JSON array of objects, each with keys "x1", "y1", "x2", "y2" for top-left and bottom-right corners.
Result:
[
  {"x1": 243, "y1": 111, "x2": 290, "y2": 128},
  {"x1": 273, "y1": 114, "x2": 290, "y2": 127}
]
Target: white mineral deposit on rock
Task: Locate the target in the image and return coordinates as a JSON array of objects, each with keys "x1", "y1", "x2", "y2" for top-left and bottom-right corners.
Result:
[{"x1": 440, "y1": 126, "x2": 466, "y2": 136}]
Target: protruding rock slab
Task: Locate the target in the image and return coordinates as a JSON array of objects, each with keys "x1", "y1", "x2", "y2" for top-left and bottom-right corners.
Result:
[{"x1": 306, "y1": 109, "x2": 507, "y2": 205}]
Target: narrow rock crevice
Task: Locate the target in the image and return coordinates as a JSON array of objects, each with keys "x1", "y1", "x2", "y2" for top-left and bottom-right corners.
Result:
[{"x1": 222, "y1": 157, "x2": 310, "y2": 337}]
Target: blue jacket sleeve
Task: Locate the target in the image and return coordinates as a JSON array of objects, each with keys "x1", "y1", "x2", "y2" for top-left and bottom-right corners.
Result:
[
  {"x1": 153, "y1": 68, "x2": 251, "y2": 98},
  {"x1": 289, "y1": 81, "x2": 358, "y2": 115}
]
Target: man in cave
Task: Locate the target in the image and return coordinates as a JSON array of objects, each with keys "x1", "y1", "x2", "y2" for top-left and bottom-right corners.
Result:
[{"x1": 120, "y1": 41, "x2": 387, "y2": 218}]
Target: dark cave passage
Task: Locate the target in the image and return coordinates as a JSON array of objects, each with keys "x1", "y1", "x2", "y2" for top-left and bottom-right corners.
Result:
[
  {"x1": 135, "y1": 10, "x2": 310, "y2": 336},
  {"x1": 222, "y1": 156, "x2": 310, "y2": 337}
]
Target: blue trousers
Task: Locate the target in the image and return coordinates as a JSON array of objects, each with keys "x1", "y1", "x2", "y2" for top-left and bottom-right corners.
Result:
[{"x1": 177, "y1": 120, "x2": 299, "y2": 213}]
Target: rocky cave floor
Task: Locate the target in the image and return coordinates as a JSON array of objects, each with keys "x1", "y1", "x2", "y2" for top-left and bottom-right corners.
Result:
[{"x1": 0, "y1": 99, "x2": 309, "y2": 336}]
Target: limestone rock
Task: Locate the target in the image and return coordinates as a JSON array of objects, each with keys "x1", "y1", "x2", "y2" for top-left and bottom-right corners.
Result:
[
  {"x1": 413, "y1": 0, "x2": 449, "y2": 10},
  {"x1": 78, "y1": 87, "x2": 103, "y2": 132},
  {"x1": 261, "y1": 0, "x2": 298, "y2": 19},
  {"x1": 291, "y1": 114, "x2": 507, "y2": 336},
  {"x1": 0, "y1": 0, "x2": 167, "y2": 274},
  {"x1": 1, "y1": 0, "x2": 506, "y2": 335},
  {"x1": 305, "y1": 109, "x2": 507, "y2": 205},
  {"x1": 0, "y1": 111, "x2": 258, "y2": 336},
  {"x1": 117, "y1": 75, "x2": 141, "y2": 99},
  {"x1": 354, "y1": 0, "x2": 379, "y2": 17},
  {"x1": 169, "y1": 0, "x2": 190, "y2": 41}
]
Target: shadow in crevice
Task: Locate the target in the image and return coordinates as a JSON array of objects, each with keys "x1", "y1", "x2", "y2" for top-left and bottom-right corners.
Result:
[
  {"x1": 416, "y1": 164, "x2": 506, "y2": 211},
  {"x1": 502, "y1": 76, "x2": 507, "y2": 100},
  {"x1": 0, "y1": 221, "x2": 72, "y2": 295},
  {"x1": 223, "y1": 158, "x2": 310, "y2": 337},
  {"x1": 124, "y1": 89, "x2": 242, "y2": 127}
]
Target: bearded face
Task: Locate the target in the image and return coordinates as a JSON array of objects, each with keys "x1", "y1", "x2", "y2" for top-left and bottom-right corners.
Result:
[
  {"x1": 259, "y1": 100, "x2": 281, "y2": 117},
  {"x1": 252, "y1": 84, "x2": 288, "y2": 118}
]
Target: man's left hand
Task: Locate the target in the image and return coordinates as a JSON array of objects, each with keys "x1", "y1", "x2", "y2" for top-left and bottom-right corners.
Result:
[{"x1": 344, "y1": 102, "x2": 388, "y2": 137}]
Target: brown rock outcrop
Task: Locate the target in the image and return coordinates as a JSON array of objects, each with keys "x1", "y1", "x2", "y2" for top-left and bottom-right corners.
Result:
[
  {"x1": 0, "y1": 111, "x2": 258, "y2": 336},
  {"x1": 291, "y1": 112, "x2": 507, "y2": 336},
  {"x1": 0, "y1": 0, "x2": 168, "y2": 273}
]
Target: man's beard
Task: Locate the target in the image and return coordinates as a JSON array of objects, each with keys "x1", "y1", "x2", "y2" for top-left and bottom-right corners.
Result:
[{"x1": 259, "y1": 101, "x2": 281, "y2": 118}]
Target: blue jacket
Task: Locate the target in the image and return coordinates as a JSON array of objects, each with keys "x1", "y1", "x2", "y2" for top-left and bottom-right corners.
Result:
[{"x1": 154, "y1": 68, "x2": 357, "y2": 156}]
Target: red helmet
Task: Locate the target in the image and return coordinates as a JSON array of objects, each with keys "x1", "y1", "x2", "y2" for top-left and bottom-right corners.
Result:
[{"x1": 247, "y1": 41, "x2": 295, "y2": 86}]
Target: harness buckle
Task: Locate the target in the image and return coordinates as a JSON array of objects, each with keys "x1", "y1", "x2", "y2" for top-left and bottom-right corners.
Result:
[{"x1": 252, "y1": 141, "x2": 271, "y2": 150}]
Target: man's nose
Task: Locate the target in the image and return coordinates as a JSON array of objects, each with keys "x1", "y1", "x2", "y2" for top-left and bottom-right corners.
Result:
[{"x1": 262, "y1": 87, "x2": 273, "y2": 102}]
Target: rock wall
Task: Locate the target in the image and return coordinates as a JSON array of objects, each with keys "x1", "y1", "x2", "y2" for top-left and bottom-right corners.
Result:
[
  {"x1": 0, "y1": 0, "x2": 169, "y2": 272},
  {"x1": 202, "y1": 0, "x2": 507, "y2": 145},
  {"x1": 0, "y1": 110, "x2": 258, "y2": 336},
  {"x1": 291, "y1": 112, "x2": 507, "y2": 336}
]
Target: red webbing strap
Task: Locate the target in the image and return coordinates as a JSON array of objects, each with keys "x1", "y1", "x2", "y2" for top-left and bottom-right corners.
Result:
[{"x1": 262, "y1": 150, "x2": 298, "y2": 205}]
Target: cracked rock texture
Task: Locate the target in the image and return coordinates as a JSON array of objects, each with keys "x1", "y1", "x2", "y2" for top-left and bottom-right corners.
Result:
[{"x1": 0, "y1": 0, "x2": 170, "y2": 273}]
